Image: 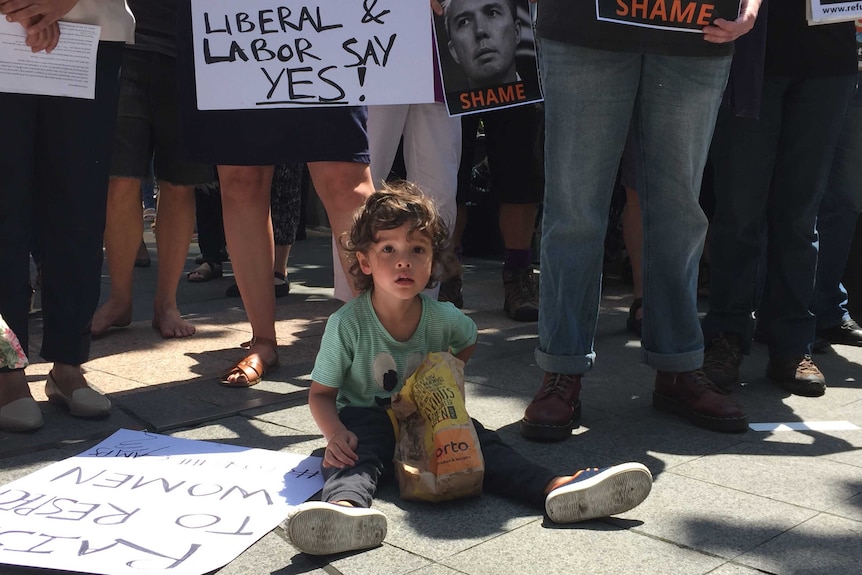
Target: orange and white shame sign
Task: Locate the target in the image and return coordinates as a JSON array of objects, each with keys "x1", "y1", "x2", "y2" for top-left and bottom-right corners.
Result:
[{"x1": 597, "y1": 0, "x2": 741, "y2": 32}]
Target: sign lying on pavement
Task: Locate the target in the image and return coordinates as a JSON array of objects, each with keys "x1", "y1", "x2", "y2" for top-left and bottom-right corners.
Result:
[{"x1": 0, "y1": 429, "x2": 323, "y2": 575}]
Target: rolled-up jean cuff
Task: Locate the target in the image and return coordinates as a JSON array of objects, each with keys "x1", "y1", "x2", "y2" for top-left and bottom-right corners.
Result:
[
  {"x1": 534, "y1": 347, "x2": 595, "y2": 375},
  {"x1": 640, "y1": 348, "x2": 703, "y2": 373}
]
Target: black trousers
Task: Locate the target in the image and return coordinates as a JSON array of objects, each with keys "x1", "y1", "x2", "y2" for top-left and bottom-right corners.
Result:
[
  {"x1": 0, "y1": 42, "x2": 123, "y2": 369},
  {"x1": 321, "y1": 407, "x2": 556, "y2": 509}
]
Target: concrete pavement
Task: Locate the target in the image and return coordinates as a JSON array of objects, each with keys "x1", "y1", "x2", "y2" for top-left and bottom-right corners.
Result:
[{"x1": 1, "y1": 228, "x2": 861, "y2": 575}]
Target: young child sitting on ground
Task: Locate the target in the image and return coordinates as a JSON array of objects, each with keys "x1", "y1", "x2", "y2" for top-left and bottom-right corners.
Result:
[{"x1": 282, "y1": 182, "x2": 653, "y2": 556}]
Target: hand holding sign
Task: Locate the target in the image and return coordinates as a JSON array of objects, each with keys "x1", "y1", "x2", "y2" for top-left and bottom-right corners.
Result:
[{"x1": 703, "y1": 0, "x2": 762, "y2": 43}]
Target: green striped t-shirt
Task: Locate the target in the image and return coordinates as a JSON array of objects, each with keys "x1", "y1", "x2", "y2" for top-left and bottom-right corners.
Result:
[{"x1": 311, "y1": 291, "x2": 477, "y2": 410}]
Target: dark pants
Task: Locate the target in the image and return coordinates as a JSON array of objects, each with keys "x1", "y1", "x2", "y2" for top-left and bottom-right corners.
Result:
[
  {"x1": 0, "y1": 42, "x2": 124, "y2": 369},
  {"x1": 813, "y1": 72, "x2": 862, "y2": 329},
  {"x1": 457, "y1": 105, "x2": 544, "y2": 206},
  {"x1": 195, "y1": 186, "x2": 228, "y2": 265},
  {"x1": 703, "y1": 74, "x2": 855, "y2": 357},
  {"x1": 322, "y1": 407, "x2": 556, "y2": 509}
]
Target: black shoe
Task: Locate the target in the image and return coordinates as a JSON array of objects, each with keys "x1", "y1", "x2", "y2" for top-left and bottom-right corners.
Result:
[
  {"x1": 816, "y1": 318, "x2": 862, "y2": 347},
  {"x1": 438, "y1": 268, "x2": 464, "y2": 308},
  {"x1": 766, "y1": 355, "x2": 826, "y2": 397},
  {"x1": 626, "y1": 298, "x2": 642, "y2": 337},
  {"x1": 226, "y1": 272, "x2": 290, "y2": 298},
  {"x1": 702, "y1": 332, "x2": 743, "y2": 393},
  {"x1": 503, "y1": 267, "x2": 539, "y2": 322},
  {"x1": 274, "y1": 271, "x2": 290, "y2": 298}
]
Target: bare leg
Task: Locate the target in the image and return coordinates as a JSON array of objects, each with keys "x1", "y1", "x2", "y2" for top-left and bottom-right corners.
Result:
[
  {"x1": 307, "y1": 162, "x2": 374, "y2": 296},
  {"x1": 48, "y1": 363, "x2": 101, "y2": 395},
  {"x1": 451, "y1": 204, "x2": 468, "y2": 249},
  {"x1": 219, "y1": 165, "x2": 277, "y2": 383},
  {"x1": 92, "y1": 177, "x2": 142, "y2": 336},
  {"x1": 622, "y1": 186, "x2": 644, "y2": 319},
  {"x1": 0, "y1": 370, "x2": 34, "y2": 407},
  {"x1": 498, "y1": 203, "x2": 538, "y2": 250},
  {"x1": 152, "y1": 181, "x2": 197, "y2": 338},
  {"x1": 275, "y1": 243, "x2": 292, "y2": 277}
]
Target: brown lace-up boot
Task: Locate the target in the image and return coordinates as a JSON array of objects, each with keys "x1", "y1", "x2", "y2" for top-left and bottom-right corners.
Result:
[
  {"x1": 653, "y1": 370, "x2": 748, "y2": 433},
  {"x1": 766, "y1": 355, "x2": 826, "y2": 397},
  {"x1": 503, "y1": 267, "x2": 539, "y2": 322},
  {"x1": 520, "y1": 372, "x2": 582, "y2": 441},
  {"x1": 702, "y1": 332, "x2": 743, "y2": 392}
]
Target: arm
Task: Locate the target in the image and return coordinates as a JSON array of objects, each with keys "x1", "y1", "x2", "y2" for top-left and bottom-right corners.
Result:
[
  {"x1": 703, "y1": 0, "x2": 762, "y2": 44},
  {"x1": 308, "y1": 381, "x2": 359, "y2": 469},
  {"x1": 0, "y1": 0, "x2": 78, "y2": 35},
  {"x1": 453, "y1": 342, "x2": 477, "y2": 365}
]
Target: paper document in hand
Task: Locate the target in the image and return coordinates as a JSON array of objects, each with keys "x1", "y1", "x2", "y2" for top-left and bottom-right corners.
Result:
[{"x1": 0, "y1": 19, "x2": 100, "y2": 99}]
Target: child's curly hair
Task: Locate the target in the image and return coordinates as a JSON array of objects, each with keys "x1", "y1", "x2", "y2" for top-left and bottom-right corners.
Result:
[{"x1": 343, "y1": 181, "x2": 452, "y2": 293}]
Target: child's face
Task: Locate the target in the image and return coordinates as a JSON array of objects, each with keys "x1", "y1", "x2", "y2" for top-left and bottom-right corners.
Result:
[{"x1": 357, "y1": 223, "x2": 433, "y2": 301}]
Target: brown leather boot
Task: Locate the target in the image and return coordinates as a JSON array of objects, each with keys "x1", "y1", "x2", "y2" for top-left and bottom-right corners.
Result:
[
  {"x1": 766, "y1": 355, "x2": 826, "y2": 397},
  {"x1": 653, "y1": 370, "x2": 748, "y2": 433},
  {"x1": 520, "y1": 372, "x2": 582, "y2": 441}
]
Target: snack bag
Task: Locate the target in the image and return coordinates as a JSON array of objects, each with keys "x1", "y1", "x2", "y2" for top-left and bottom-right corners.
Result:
[{"x1": 390, "y1": 352, "x2": 484, "y2": 502}]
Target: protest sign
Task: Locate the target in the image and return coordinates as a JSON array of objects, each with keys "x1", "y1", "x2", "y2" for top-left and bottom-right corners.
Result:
[
  {"x1": 433, "y1": 0, "x2": 542, "y2": 116},
  {"x1": 190, "y1": 0, "x2": 435, "y2": 109},
  {"x1": 0, "y1": 429, "x2": 323, "y2": 575},
  {"x1": 596, "y1": 0, "x2": 741, "y2": 33},
  {"x1": 807, "y1": 0, "x2": 862, "y2": 24}
]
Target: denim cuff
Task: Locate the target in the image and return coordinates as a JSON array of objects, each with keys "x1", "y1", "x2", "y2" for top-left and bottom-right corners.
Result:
[
  {"x1": 534, "y1": 347, "x2": 594, "y2": 375},
  {"x1": 640, "y1": 347, "x2": 704, "y2": 373}
]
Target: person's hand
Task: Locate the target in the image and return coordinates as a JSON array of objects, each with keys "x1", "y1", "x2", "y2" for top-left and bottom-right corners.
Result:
[
  {"x1": 0, "y1": 0, "x2": 78, "y2": 36},
  {"x1": 322, "y1": 428, "x2": 359, "y2": 469},
  {"x1": 25, "y1": 17, "x2": 59, "y2": 52},
  {"x1": 703, "y1": 0, "x2": 761, "y2": 44},
  {"x1": 431, "y1": 0, "x2": 443, "y2": 17}
]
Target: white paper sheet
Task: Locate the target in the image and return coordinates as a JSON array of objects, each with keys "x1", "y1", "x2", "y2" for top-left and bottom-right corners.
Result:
[
  {"x1": 0, "y1": 429, "x2": 324, "y2": 575},
  {"x1": 0, "y1": 19, "x2": 99, "y2": 99}
]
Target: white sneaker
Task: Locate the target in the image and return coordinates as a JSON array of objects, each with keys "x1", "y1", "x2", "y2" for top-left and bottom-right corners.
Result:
[
  {"x1": 281, "y1": 502, "x2": 387, "y2": 556},
  {"x1": 544, "y1": 462, "x2": 653, "y2": 524}
]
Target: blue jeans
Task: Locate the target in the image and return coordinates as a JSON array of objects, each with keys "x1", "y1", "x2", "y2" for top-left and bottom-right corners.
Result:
[
  {"x1": 702, "y1": 74, "x2": 855, "y2": 357},
  {"x1": 536, "y1": 41, "x2": 731, "y2": 374},
  {"x1": 813, "y1": 72, "x2": 862, "y2": 329}
]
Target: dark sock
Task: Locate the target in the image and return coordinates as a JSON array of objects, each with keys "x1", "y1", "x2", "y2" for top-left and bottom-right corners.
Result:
[{"x1": 504, "y1": 248, "x2": 532, "y2": 270}]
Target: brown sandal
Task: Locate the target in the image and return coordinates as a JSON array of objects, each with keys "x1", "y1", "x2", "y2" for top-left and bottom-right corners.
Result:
[{"x1": 220, "y1": 337, "x2": 280, "y2": 387}]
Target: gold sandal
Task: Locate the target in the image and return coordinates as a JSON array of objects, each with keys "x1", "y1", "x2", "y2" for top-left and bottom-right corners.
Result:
[{"x1": 220, "y1": 337, "x2": 279, "y2": 387}]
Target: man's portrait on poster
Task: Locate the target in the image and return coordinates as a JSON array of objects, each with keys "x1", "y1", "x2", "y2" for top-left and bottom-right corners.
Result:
[
  {"x1": 435, "y1": 0, "x2": 541, "y2": 114},
  {"x1": 445, "y1": 0, "x2": 521, "y2": 89}
]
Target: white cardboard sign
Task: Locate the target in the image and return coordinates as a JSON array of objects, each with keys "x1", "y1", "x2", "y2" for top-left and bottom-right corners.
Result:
[
  {"x1": 191, "y1": 0, "x2": 435, "y2": 109},
  {"x1": 0, "y1": 429, "x2": 323, "y2": 575}
]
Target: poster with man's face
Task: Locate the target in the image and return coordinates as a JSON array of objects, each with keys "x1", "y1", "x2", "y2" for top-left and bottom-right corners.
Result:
[{"x1": 433, "y1": 0, "x2": 543, "y2": 116}]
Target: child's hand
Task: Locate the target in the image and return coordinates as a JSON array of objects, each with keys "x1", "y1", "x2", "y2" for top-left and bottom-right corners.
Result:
[{"x1": 323, "y1": 429, "x2": 359, "y2": 469}]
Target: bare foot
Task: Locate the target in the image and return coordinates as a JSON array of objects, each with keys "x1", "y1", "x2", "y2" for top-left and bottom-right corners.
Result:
[
  {"x1": 152, "y1": 307, "x2": 196, "y2": 339},
  {"x1": 91, "y1": 299, "x2": 132, "y2": 337}
]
